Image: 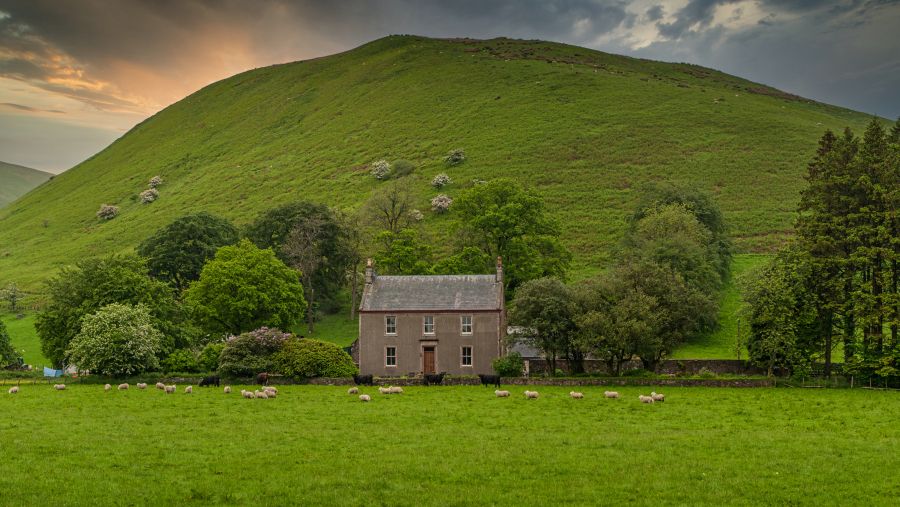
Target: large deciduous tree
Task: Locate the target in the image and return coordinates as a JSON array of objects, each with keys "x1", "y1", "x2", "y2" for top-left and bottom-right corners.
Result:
[
  {"x1": 65, "y1": 303, "x2": 164, "y2": 376},
  {"x1": 508, "y1": 277, "x2": 578, "y2": 373}
]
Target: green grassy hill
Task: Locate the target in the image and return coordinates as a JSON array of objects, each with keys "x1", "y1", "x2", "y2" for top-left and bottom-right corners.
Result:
[
  {"x1": 0, "y1": 35, "x2": 877, "y2": 294},
  {"x1": 0, "y1": 161, "x2": 51, "y2": 209}
]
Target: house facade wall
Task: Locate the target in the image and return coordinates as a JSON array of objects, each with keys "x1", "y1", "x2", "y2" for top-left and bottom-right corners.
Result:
[{"x1": 358, "y1": 311, "x2": 503, "y2": 376}]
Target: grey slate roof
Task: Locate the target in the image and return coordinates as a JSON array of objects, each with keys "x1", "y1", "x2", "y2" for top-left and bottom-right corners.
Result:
[{"x1": 360, "y1": 274, "x2": 502, "y2": 311}]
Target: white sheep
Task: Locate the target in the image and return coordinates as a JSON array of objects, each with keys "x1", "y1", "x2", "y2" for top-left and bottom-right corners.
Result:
[
  {"x1": 164, "y1": 385, "x2": 176, "y2": 394},
  {"x1": 224, "y1": 386, "x2": 232, "y2": 394},
  {"x1": 348, "y1": 387, "x2": 359, "y2": 395},
  {"x1": 54, "y1": 384, "x2": 66, "y2": 390},
  {"x1": 389, "y1": 386, "x2": 403, "y2": 394},
  {"x1": 524, "y1": 390, "x2": 539, "y2": 399},
  {"x1": 494, "y1": 390, "x2": 510, "y2": 397},
  {"x1": 118, "y1": 383, "x2": 129, "y2": 390},
  {"x1": 570, "y1": 391, "x2": 584, "y2": 399},
  {"x1": 359, "y1": 394, "x2": 371, "y2": 402},
  {"x1": 8, "y1": 386, "x2": 18, "y2": 394},
  {"x1": 639, "y1": 395, "x2": 654, "y2": 404},
  {"x1": 137, "y1": 383, "x2": 147, "y2": 390},
  {"x1": 265, "y1": 386, "x2": 278, "y2": 394},
  {"x1": 155, "y1": 382, "x2": 165, "y2": 390},
  {"x1": 604, "y1": 391, "x2": 620, "y2": 399},
  {"x1": 378, "y1": 387, "x2": 391, "y2": 394},
  {"x1": 104, "y1": 384, "x2": 112, "y2": 391},
  {"x1": 264, "y1": 389, "x2": 276, "y2": 399},
  {"x1": 242, "y1": 390, "x2": 254, "y2": 399},
  {"x1": 651, "y1": 392, "x2": 665, "y2": 402},
  {"x1": 257, "y1": 391, "x2": 269, "y2": 399},
  {"x1": 184, "y1": 385, "x2": 193, "y2": 394}
]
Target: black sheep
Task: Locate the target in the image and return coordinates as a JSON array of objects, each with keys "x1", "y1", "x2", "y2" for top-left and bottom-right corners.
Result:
[
  {"x1": 198, "y1": 375, "x2": 220, "y2": 387},
  {"x1": 478, "y1": 374, "x2": 501, "y2": 388},
  {"x1": 423, "y1": 372, "x2": 446, "y2": 386},
  {"x1": 353, "y1": 374, "x2": 374, "y2": 386}
]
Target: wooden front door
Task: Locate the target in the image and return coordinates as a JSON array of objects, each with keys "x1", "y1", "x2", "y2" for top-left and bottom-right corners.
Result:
[{"x1": 423, "y1": 347, "x2": 436, "y2": 374}]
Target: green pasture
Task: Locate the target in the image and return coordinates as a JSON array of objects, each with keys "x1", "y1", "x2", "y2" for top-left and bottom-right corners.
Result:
[{"x1": 0, "y1": 384, "x2": 897, "y2": 505}]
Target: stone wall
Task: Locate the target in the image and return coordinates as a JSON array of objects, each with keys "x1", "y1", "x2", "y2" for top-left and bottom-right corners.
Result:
[{"x1": 525, "y1": 359, "x2": 769, "y2": 376}]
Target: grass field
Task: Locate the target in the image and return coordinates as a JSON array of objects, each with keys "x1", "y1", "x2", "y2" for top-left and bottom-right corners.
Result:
[
  {"x1": 0, "y1": 160, "x2": 51, "y2": 209},
  {"x1": 0, "y1": 35, "x2": 879, "y2": 294},
  {"x1": 1, "y1": 313, "x2": 45, "y2": 367},
  {"x1": 0, "y1": 384, "x2": 897, "y2": 505}
]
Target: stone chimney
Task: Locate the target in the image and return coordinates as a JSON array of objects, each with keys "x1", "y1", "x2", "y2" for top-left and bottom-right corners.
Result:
[
  {"x1": 365, "y1": 258, "x2": 375, "y2": 285},
  {"x1": 495, "y1": 256, "x2": 503, "y2": 283}
]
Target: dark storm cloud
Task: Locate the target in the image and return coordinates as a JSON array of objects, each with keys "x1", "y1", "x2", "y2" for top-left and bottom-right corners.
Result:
[
  {"x1": 656, "y1": 0, "x2": 739, "y2": 38},
  {"x1": 646, "y1": 5, "x2": 665, "y2": 21}
]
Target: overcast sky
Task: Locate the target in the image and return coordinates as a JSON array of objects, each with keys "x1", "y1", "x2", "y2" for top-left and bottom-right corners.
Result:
[{"x1": 1, "y1": 0, "x2": 898, "y2": 173}]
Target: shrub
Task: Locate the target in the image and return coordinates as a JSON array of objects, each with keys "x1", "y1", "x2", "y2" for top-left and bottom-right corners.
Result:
[
  {"x1": 96, "y1": 204, "x2": 119, "y2": 220},
  {"x1": 370, "y1": 159, "x2": 391, "y2": 180},
  {"x1": 697, "y1": 367, "x2": 717, "y2": 379},
  {"x1": 444, "y1": 148, "x2": 466, "y2": 166},
  {"x1": 218, "y1": 327, "x2": 291, "y2": 377},
  {"x1": 198, "y1": 342, "x2": 225, "y2": 372},
  {"x1": 392, "y1": 159, "x2": 416, "y2": 177},
  {"x1": 0, "y1": 320, "x2": 16, "y2": 366},
  {"x1": 139, "y1": 188, "x2": 159, "y2": 204},
  {"x1": 273, "y1": 337, "x2": 358, "y2": 378},
  {"x1": 148, "y1": 176, "x2": 163, "y2": 188},
  {"x1": 409, "y1": 209, "x2": 424, "y2": 222},
  {"x1": 431, "y1": 173, "x2": 452, "y2": 189},
  {"x1": 431, "y1": 194, "x2": 453, "y2": 213},
  {"x1": 492, "y1": 352, "x2": 524, "y2": 377},
  {"x1": 161, "y1": 348, "x2": 199, "y2": 373},
  {"x1": 65, "y1": 303, "x2": 163, "y2": 376}
]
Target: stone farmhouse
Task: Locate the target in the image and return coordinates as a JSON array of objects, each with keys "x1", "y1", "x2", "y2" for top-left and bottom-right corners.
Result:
[{"x1": 357, "y1": 258, "x2": 506, "y2": 376}]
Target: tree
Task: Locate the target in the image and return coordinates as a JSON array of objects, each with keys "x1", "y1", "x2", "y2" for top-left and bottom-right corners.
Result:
[
  {"x1": 184, "y1": 240, "x2": 307, "y2": 336},
  {"x1": 364, "y1": 182, "x2": 416, "y2": 235},
  {"x1": 454, "y1": 179, "x2": 571, "y2": 293},
  {"x1": 1, "y1": 282, "x2": 21, "y2": 312},
  {"x1": 0, "y1": 320, "x2": 17, "y2": 367},
  {"x1": 137, "y1": 212, "x2": 239, "y2": 291},
  {"x1": 65, "y1": 303, "x2": 163, "y2": 376},
  {"x1": 508, "y1": 277, "x2": 578, "y2": 373},
  {"x1": 373, "y1": 229, "x2": 433, "y2": 275},
  {"x1": 36, "y1": 255, "x2": 186, "y2": 368},
  {"x1": 282, "y1": 214, "x2": 328, "y2": 333},
  {"x1": 273, "y1": 337, "x2": 358, "y2": 378},
  {"x1": 246, "y1": 201, "x2": 352, "y2": 314}
]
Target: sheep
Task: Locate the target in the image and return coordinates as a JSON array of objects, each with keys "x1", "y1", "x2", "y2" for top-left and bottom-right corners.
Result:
[
  {"x1": 184, "y1": 385, "x2": 193, "y2": 394},
  {"x1": 118, "y1": 383, "x2": 129, "y2": 390},
  {"x1": 224, "y1": 386, "x2": 232, "y2": 394},
  {"x1": 8, "y1": 386, "x2": 18, "y2": 394},
  {"x1": 256, "y1": 391, "x2": 269, "y2": 399},
  {"x1": 494, "y1": 390, "x2": 510, "y2": 397},
  {"x1": 359, "y1": 394, "x2": 371, "y2": 402},
  {"x1": 243, "y1": 390, "x2": 254, "y2": 399},
  {"x1": 651, "y1": 392, "x2": 665, "y2": 402},
  {"x1": 638, "y1": 395, "x2": 654, "y2": 404},
  {"x1": 569, "y1": 391, "x2": 584, "y2": 399},
  {"x1": 104, "y1": 384, "x2": 112, "y2": 391},
  {"x1": 199, "y1": 375, "x2": 220, "y2": 387},
  {"x1": 348, "y1": 387, "x2": 359, "y2": 395},
  {"x1": 137, "y1": 383, "x2": 147, "y2": 390},
  {"x1": 263, "y1": 388, "x2": 277, "y2": 399},
  {"x1": 604, "y1": 391, "x2": 620, "y2": 399},
  {"x1": 389, "y1": 386, "x2": 403, "y2": 394},
  {"x1": 155, "y1": 382, "x2": 165, "y2": 390},
  {"x1": 164, "y1": 385, "x2": 176, "y2": 394},
  {"x1": 524, "y1": 390, "x2": 539, "y2": 399},
  {"x1": 378, "y1": 387, "x2": 391, "y2": 395},
  {"x1": 54, "y1": 384, "x2": 66, "y2": 390},
  {"x1": 265, "y1": 386, "x2": 278, "y2": 394}
]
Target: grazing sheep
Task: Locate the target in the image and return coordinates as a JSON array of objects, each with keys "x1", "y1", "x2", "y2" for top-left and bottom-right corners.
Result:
[
  {"x1": 359, "y1": 394, "x2": 371, "y2": 402},
  {"x1": 243, "y1": 390, "x2": 254, "y2": 399},
  {"x1": 257, "y1": 391, "x2": 269, "y2": 399},
  {"x1": 651, "y1": 392, "x2": 665, "y2": 402},
  {"x1": 264, "y1": 388, "x2": 277, "y2": 399},
  {"x1": 478, "y1": 374, "x2": 501, "y2": 388},
  {"x1": 378, "y1": 387, "x2": 391, "y2": 395},
  {"x1": 570, "y1": 391, "x2": 584, "y2": 399},
  {"x1": 524, "y1": 390, "x2": 539, "y2": 399},
  {"x1": 8, "y1": 386, "x2": 19, "y2": 394},
  {"x1": 353, "y1": 374, "x2": 374, "y2": 386},
  {"x1": 348, "y1": 387, "x2": 359, "y2": 395},
  {"x1": 54, "y1": 384, "x2": 66, "y2": 390},
  {"x1": 104, "y1": 384, "x2": 112, "y2": 391},
  {"x1": 199, "y1": 375, "x2": 220, "y2": 387},
  {"x1": 118, "y1": 383, "x2": 129, "y2": 390},
  {"x1": 224, "y1": 386, "x2": 232, "y2": 394},
  {"x1": 164, "y1": 385, "x2": 176, "y2": 394},
  {"x1": 639, "y1": 395, "x2": 654, "y2": 404},
  {"x1": 265, "y1": 386, "x2": 278, "y2": 394},
  {"x1": 604, "y1": 391, "x2": 620, "y2": 399},
  {"x1": 389, "y1": 386, "x2": 403, "y2": 394},
  {"x1": 494, "y1": 390, "x2": 510, "y2": 397},
  {"x1": 184, "y1": 385, "x2": 193, "y2": 394},
  {"x1": 137, "y1": 383, "x2": 147, "y2": 390},
  {"x1": 155, "y1": 382, "x2": 165, "y2": 390}
]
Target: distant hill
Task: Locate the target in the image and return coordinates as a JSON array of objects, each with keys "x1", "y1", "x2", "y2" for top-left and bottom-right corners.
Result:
[
  {"x1": 0, "y1": 35, "x2": 878, "y2": 290},
  {"x1": 0, "y1": 161, "x2": 52, "y2": 209}
]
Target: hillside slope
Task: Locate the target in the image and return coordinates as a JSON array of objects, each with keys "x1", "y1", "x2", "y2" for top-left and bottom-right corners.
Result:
[
  {"x1": 0, "y1": 161, "x2": 52, "y2": 209},
  {"x1": 0, "y1": 35, "x2": 876, "y2": 291}
]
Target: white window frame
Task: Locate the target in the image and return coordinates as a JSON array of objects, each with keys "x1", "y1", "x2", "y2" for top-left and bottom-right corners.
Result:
[
  {"x1": 385, "y1": 346, "x2": 397, "y2": 367},
  {"x1": 423, "y1": 315, "x2": 435, "y2": 335},
  {"x1": 385, "y1": 315, "x2": 397, "y2": 335},
  {"x1": 461, "y1": 346, "x2": 473, "y2": 367},
  {"x1": 461, "y1": 315, "x2": 473, "y2": 335}
]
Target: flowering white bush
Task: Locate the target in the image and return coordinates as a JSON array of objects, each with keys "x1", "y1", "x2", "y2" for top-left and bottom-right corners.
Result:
[
  {"x1": 148, "y1": 175, "x2": 163, "y2": 188},
  {"x1": 65, "y1": 303, "x2": 163, "y2": 376},
  {"x1": 140, "y1": 188, "x2": 159, "y2": 204},
  {"x1": 431, "y1": 194, "x2": 453, "y2": 213},
  {"x1": 370, "y1": 159, "x2": 391, "y2": 180},
  {"x1": 96, "y1": 204, "x2": 119, "y2": 220},
  {"x1": 431, "y1": 173, "x2": 452, "y2": 189},
  {"x1": 445, "y1": 148, "x2": 466, "y2": 166},
  {"x1": 409, "y1": 209, "x2": 424, "y2": 221}
]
